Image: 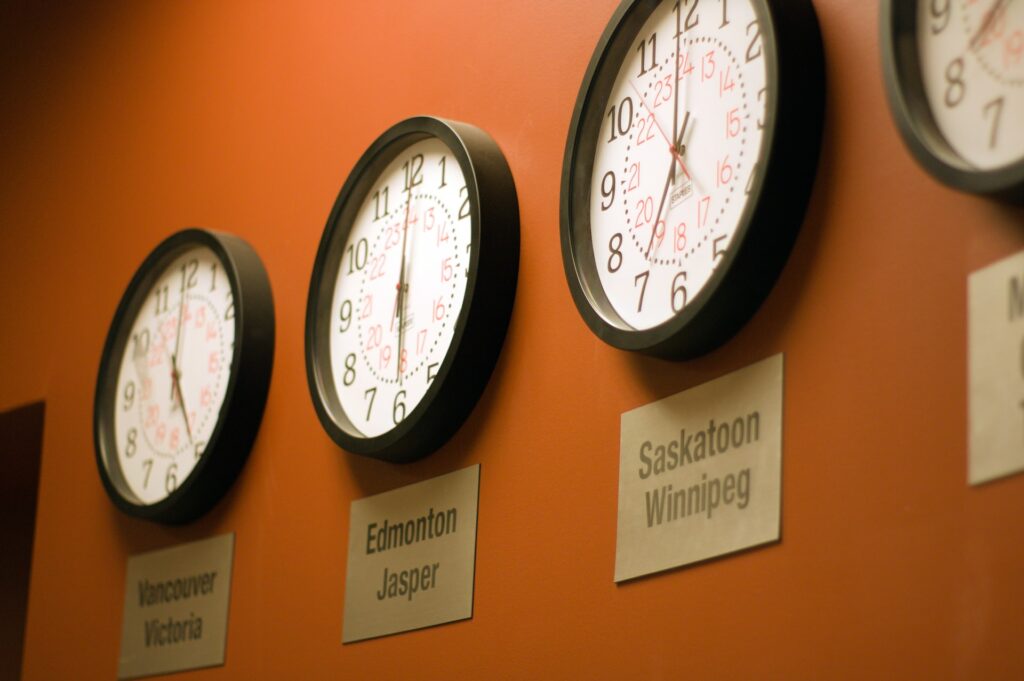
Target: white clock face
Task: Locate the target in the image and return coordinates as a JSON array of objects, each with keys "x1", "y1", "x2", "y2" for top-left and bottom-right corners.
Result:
[
  {"x1": 918, "y1": 0, "x2": 1024, "y2": 169},
  {"x1": 589, "y1": 0, "x2": 767, "y2": 330},
  {"x1": 112, "y1": 246, "x2": 235, "y2": 505},
  {"x1": 328, "y1": 138, "x2": 471, "y2": 438}
]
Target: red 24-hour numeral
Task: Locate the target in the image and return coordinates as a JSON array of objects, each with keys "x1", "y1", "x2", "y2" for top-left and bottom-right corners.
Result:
[
  {"x1": 676, "y1": 52, "x2": 695, "y2": 80},
  {"x1": 365, "y1": 324, "x2": 382, "y2": 351},
  {"x1": 635, "y1": 113, "x2": 656, "y2": 145},
  {"x1": 652, "y1": 74, "x2": 673, "y2": 107},
  {"x1": 719, "y1": 65, "x2": 735, "y2": 96},
  {"x1": 634, "y1": 196, "x2": 654, "y2": 230},
  {"x1": 725, "y1": 108, "x2": 740, "y2": 138},
  {"x1": 626, "y1": 163, "x2": 641, "y2": 193},
  {"x1": 716, "y1": 156, "x2": 733, "y2": 187},
  {"x1": 701, "y1": 51, "x2": 716, "y2": 82},
  {"x1": 674, "y1": 222, "x2": 687, "y2": 252},
  {"x1": 697, "y1": 196, "x2": 711, "y2": 228}
]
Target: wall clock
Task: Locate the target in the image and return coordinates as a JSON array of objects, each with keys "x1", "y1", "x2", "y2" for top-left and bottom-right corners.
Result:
[
  {"x1": 93, "y1": 229, "x2": 274, "y2": 524},
  {"x1": 560, "y1": 0, "x2": 824, "y2": 359},
  {"x1": 305, "y1": 116, "x2": 519, "y2": 463},
  {"x1": 881, "y1": 0, "x2": 1024, "y2": 202}
]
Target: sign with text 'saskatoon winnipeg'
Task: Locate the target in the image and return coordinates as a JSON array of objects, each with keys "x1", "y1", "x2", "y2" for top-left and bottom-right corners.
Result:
[{"x1": 615, "y1": 355, "x2": 784, "y2": 582}]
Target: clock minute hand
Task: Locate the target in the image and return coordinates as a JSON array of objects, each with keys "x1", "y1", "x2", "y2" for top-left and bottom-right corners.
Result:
[
  {"x1": 646, "y1": 110, "x2": 691, "y2": 260},
  {"x1": 671, "y1": 19, "x2": 682, "y2": 184},
  {"x1": 169, "y1": 286, "x2": 188, "y2": 400},
  {"x1": 395, "y1": 190, "x2": 413, "y2": 384}
]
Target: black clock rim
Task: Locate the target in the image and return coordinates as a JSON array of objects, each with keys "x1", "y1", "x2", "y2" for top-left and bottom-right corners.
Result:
[
  {"x1": 559, "y1": 0, "x2": 824, "y2": 359},
  {"x1": 93, "y1": 228, "x2": 275, "y2": 525},
  {"x1": 879, "y1": 0, "x2": 1024, "y2": 202},
  {"x1": 305, "y1": 116, "x2": 519, "y2": 463}
]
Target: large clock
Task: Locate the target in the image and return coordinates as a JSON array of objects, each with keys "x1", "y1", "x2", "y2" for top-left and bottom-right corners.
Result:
[
  {"x1": 560, "y1": 0, "x2": 824, "y2": 359},
  {"x1": 881, "y1": 0, "x2": 1024, "y2": 201},
  {"x1": 93, "y1": 229, "x2": 274, "y2": 524},
  {"x1": 306, "y1": 116, "x2": 519, "y2": 463}
]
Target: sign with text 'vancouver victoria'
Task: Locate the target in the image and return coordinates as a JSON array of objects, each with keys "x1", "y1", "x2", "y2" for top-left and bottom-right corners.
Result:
[
  {"x1": 118, "y1": 533, "x2": 234, "y2": 679},
  {"x1": 343, "y1": 465, "x2": 480, "y2": 643},
  {"x1": 615, "y1": 355, "x2": 783, "y2": 582}
]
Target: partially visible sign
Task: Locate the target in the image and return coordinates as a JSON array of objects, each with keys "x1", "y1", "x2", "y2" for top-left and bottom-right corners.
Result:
[
  {"x1": 615, "y1": 355, "x2": 784, "y2": 582},
  {"x1": 969, "y1": 251, "x2": 1024, "y2": 485},
  {"x1": 118, "y1": 533, "x2": 234, "y2": 679},
  {"x1": 343, "y1": 465, "x2": 480, "y2": 643}
]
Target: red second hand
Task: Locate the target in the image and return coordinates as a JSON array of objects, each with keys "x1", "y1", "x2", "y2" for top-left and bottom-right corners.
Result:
[{"x1": 627, "y1": 79, "x2": 692, "y2": 180}]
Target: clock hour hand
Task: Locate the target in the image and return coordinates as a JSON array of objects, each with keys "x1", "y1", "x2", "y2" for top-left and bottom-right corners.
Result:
[{"x1": 170, "y1": 353, "x2": 193, "y2": 443}]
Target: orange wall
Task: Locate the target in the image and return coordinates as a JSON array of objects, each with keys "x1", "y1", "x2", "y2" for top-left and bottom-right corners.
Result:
[{"x1": 2, "y1": 2, "x2": 1024, "y2": 679}]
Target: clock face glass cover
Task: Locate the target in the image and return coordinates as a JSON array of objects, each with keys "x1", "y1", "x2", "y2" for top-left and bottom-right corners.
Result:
[
  {"x1": 587, "y1": 0, "x2": 768, "y2": 330},
  {"x1": 111, "y1": 246, "x2": 235, "y2": 504},
  {"x1": 916, "y1": 0, "x2": 1023, "y2": 170},
  {"x1": 327, "y1": 136, "x2": 471, "y2": 438}
]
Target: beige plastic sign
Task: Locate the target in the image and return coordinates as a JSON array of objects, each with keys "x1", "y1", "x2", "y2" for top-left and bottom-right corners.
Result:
[
  {"x1": 118, "y1": 533, "x2": 234, "y2": 679},
  {"x1": 342, "y1": 465, "x2": 480, "y2": 643},
  {"x1": 615, "y1": 354, "x2": 784, "y2": 582},
  {"x1": 969, "y1": 251, "x2": 1024, "y2": 485}
]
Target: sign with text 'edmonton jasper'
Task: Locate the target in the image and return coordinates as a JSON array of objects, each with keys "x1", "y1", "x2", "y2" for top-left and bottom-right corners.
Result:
[
  {"x1": 118, "y1": 533, "x2": 234, "y2": 679},
  {"x1": 343, "y1": 465, "x2": 480, "y2": 643},
  {"x1": 615, "y1": 355, "x2": 783, "y2": 582}
]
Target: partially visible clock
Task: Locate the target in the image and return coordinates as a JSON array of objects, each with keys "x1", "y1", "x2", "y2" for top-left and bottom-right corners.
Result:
[
  {"x1": 881, "y1": 0, "x2": 1024, "y2": 201},
  {"x1": 94, "y1": 229, "x2": 274, "y2": 524},
  {"x1": 560, "y1": 0, "x2": 824, "y2": 359},
  {"x1": 306, "y1": 116, "x2": 519, "y2": 463}
]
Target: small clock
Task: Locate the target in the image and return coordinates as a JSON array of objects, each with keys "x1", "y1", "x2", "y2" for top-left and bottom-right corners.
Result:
[
  {"x1": 881, "y1": 0, "x2": 1024, "y2": 201},
  {"x1": 560, "y1": 0, "x2": 824, "y2": 359},
  {"x1": 93, "y1": 229, "x2": 274, "y2": 524},
  {"x1": 306, "y1": 116, "x2": 519, "y2": 463}
]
